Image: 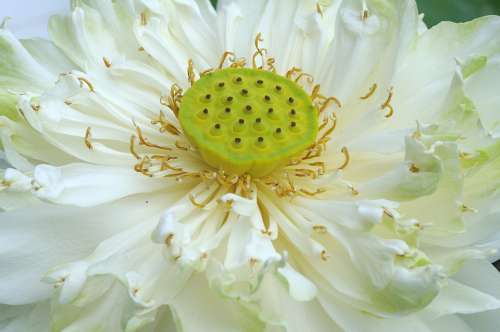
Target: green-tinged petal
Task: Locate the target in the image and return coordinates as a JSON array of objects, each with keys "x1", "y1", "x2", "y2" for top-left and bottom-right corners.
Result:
[
  {"x1": 464, "y1": 58, "x2": 500, "y2": 138},
  {"x1": 317, "y1": 293, "x2": 431, "y2": 332},
  {"x1": 0, "y1": 90, "x2": 18, "y2": 121},
  {"x1": 393, "y1": 16, "x2": 500, "y2": 127},
  {"x1": 400, "y1": 141, "x2": 465, "y2": 236},
  {"x1": 0, "y1": 29, "x2": 55, "y2": 92}
]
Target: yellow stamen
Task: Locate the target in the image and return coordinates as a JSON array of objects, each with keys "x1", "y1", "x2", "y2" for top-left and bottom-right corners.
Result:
[
  {"x1": 252, "y1": 33, "x2": 267, "y2": 69},
  {"x1": 360, "y1": 83, "x2": 377, "y2": 100},
  {"x1": 189, "y1": 184, "x2": 223, "y2": 208},
  {"x1": 313, "y1": 225, "x2": 328, "y2": 234},
  {"x1": 316, "y1": 3, "x2": 324, "y2": 17},
  {"x1": 140, "y1": 12, "x2": 148, "y2": 25},
  {"x1": 103, "y1": 57, "x2": 111, "y2": 68},
  {"x1": 78, "y1": 77, "x2": 95, "y2": 92},
  {"x1": 218, "y1": 51, "x2": 235, "y2": 69},
  {"x1": 129, "y1": 135, "x2": 140, "y2": 160},
  {"x1": 319, "y1": 96, "x2": 342, "y2": 113},
  {"x1": 84, "y1": 127, "x2": 93, "y2": 150},
  {"x1": 409, "y1": 163, "x2": 420, "y2": 173},
  {"x1": 165, "y1": 234, "x2": 174, "y2": 247},
  {"x1": 187, "y1": 59, "x2": 196, "y2": 86},
  {"x1": 338, "y1": 147, "x2": 350, "y2": 170}
]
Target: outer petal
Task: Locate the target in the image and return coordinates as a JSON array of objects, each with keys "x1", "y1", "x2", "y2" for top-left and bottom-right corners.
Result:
[
  {"x1": 0, "y1": 29, "x2": 55, "y2": 92},
  {"x1": 393, "y1": 16, "x2": 500, "y2": 127},
  {"x1": 453, "y1": 259, "x2": 500, "y2": 331},
  {"x1": 0, "y1": 191, "x2": 168, "y2": 305},
  {"x1": 170, "y1": 273, "x2": 263, "y2": 332},
  {"x1": 421, "y1": 279, "x2": 500, "y2": 320},
  {"x1": 318, "y1": 293, "x2": 431, "y2": 332},
  {"x1": 0, "y1": 302, "x2": 49, "y2": 332}
]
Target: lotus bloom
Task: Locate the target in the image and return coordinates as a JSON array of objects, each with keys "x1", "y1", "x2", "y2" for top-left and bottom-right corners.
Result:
[{"x1": 1, "y1": 0, "x2": 500, "y2": 331}]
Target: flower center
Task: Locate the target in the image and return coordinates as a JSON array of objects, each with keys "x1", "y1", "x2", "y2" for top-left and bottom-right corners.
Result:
[{"x1": 178, "y1": 68, "x2": 318, "y2": 177}]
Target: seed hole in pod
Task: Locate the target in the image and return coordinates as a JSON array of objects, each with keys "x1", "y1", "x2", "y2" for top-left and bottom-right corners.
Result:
[
  {"x1": 290, "y1": 121, "x2": 297, "y2": 128},
  {"x1": 274, "y1": 127, "x2": 284, "y2": 140},
  {"x1": 198, "y1": 108, "x2": 210, "y2": 119},
  {"x1": 258, "y1": 137, "x2": 264, "y2": 143},
  {"x1": 234, "y1": 118, "x2": 245, "y2": 133},
  {"x1": 256, "y1": 79, "x2": 264, "y2": 86},
  {"x1": 226, "y1": 96, "x2": 234, "y2": 103},
  {"x1": 275, "y1": 85, "x2": 282, "y2": 92},
  {"x1": 264, "y1": 95, "x2": 271, "y2": 102},
  {"x1": 225, "y1": 107, "x2": 231, "y2": 114},
  {"x1": 288, "y1": 97, "x2": 295, "y2": 104},
  {"x1": 232, "y1": 137, "x2": 243, "y2": 149},
  {"x1": 211, "y1": 123, "x2": 223, "y2": 136},
  {"x1": 218, "y1": 82, "x2": 225, "y2": 88},
  {"x1": 241, "y1": 89, "x2": 249, "y2": 96},
  {"x1": 205, "y1": 94, "x2": 212, "y2": 101},
  {"x1": 245, "y1": 105, "x2": 253, "y2": 113},
  {"x1": 234, "y1": 76, "x2": 243, "y2": 84},
  {"x1": 267, "y1": 108, "x2": 274, "y2": 114},
  {"x1": 255, "y1": 118, "x2": 262, "y2": 124},
  {"x1": 289, "y1": 109, "x2": 297, "y2": 116}
]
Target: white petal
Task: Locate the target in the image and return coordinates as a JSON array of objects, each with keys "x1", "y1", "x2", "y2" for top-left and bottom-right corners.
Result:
[
  {"x1": 422, "y1": 279, "x2": 500, "y2": 320},
  {"x1": 0, "y1": 301, "x2": 50, "y2": 332},
  {"x1": 170, "y1": 273, "x2": 260, "y2": 332},
  {"x1": 426, "y1": 315, "x2": 473, "y2": 332},
  {"x1": 277, "y1": 263, "x2": 317, "y2": 302},
  {"x1": 452, "y1": 259, "x2": 500, "y2": 330},
  {"x1": 32, "y1": 163, "x2": 170, "y2": 207},
  {"x1": 0, "y1": 29, "x2": 55, "y2": 92}
]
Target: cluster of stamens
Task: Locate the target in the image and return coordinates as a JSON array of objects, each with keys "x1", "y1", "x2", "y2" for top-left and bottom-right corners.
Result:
[
  {"x1": 59, "y1": 32, "x2": 399, "y2": 202},
  {"x1": 111, "y1": 34, "x2": 393, "y2": 200}
]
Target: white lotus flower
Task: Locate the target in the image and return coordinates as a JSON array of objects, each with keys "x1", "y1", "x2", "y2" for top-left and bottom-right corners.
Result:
[{"x1": 1, "y1": 0, "x2": 500, "y2": 331}]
